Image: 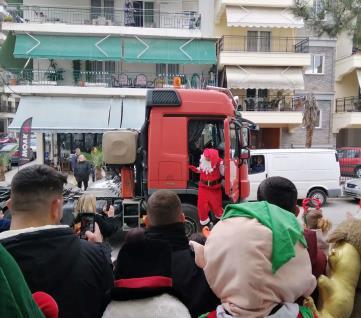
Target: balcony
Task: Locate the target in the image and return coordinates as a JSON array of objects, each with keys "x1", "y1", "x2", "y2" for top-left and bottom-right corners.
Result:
[
  {"x1": 3, "y1": 68, "x2": 216, "y2": 96},
  {"x1": 237, "y1": 95, "x2": 304, "y2": 112},
  {"x1": 335, "y1": 54, "x2": 361, "y2": 81},
  {"x1": 218, "y1": 36, "x2": 311, "y2": 68},
  {"x1": 336, "y1": 96, "x2": 361, "y2": 113},
  {"x1": 5, "y1": 5, "x2": 201, "y2": 31},
  {"x1": 215, "y1": 1, "x2": 303, "y2": 27},
  {"x1": 333, "y1": 96, "x2": 361, "y2": 133},
  {"x1": 236, "y1": 95, "x2": 303, "y2": 130},
  {"x1": 0, "y1": 103, "x2": 16, "y2": 113}
]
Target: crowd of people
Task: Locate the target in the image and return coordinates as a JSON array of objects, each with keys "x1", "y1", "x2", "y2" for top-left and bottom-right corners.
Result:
[{"x1": 0, "y1": 163, "x2": 353, "y2": 318}]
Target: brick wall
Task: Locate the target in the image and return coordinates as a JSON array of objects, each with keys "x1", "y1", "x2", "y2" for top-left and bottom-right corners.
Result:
[{"x1": 281, "y1": 37, "x2": 337, "y2": 148}]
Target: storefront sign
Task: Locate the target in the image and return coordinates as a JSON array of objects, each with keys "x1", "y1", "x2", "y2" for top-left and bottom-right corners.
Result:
[{"x1": 19, "y1": 117, "x2": 32, "y2": 166}]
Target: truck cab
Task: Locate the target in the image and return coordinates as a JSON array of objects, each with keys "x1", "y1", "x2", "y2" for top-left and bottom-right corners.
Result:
[{"x1": 103, "y1": 88, "x2": 252, "y2": 235}]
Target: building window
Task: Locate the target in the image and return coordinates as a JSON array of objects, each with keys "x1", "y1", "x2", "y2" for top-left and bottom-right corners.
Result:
[
  {"x1": 91, "y1": 0, "x2": 114, "y2": 20},
  {"x1": 156, "y1": 64, "x2": 180, "y2": 75},
  {"x1": 315, "y1": 109, "x2": 322, "y2": 128},
  {"x1": 247, "y1": 31, "x2": 271, "y2": 52},
  {"x1": 306, "y1": 55, "x2": 325, "y2": 74}
]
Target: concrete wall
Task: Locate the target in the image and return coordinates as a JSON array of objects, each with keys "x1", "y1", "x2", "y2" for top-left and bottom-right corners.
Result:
[
  {"x1": 282, "y1": 38, "x2": 337, "y2": 148},
  {"x1": 281, "y1": 98, "x2": 336, "y2": 148},
  {"x1": 336, "y1": 31, "x2": 354, "y2": 60},
  {"x1": 303, "y1": 38, "x2": 336, "y2": 93},
  {"x1": 199, "y1": 0, "x2": 214, "y2": 37},
  {"x1": 335, "y1": 71, "x2": 359, "y2": 99},
  {"x1": 337, "y1": 128, "x2": 361, "y2": 147}
]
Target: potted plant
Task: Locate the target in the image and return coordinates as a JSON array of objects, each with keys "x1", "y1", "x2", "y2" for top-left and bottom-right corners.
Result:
[
  {"x1": 84, "y1": 148, "x2": 104, "y2": 181},
  {"x1": 3, "y1": 15, "x2": 13, "y2": 22},
  {"x1": 0, "y1": 151, "x2": 13, "y2": 182},
  {"x1": 91, "y1": 148, "x2": 104, "y2": 181}
]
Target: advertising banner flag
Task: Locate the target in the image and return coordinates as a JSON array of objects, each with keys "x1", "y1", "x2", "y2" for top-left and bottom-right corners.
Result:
[{"x1": 19, "y1": 117, "x2": 33, "y2": 166}]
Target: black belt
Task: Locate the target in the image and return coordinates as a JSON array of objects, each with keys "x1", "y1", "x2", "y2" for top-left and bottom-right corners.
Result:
[{"x1": 200, "y1": 179, "x2": 221, "y2": 187}]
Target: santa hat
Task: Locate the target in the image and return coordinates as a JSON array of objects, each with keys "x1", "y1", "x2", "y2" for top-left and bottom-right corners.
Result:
[
  {"x1": 112, "y1": 238, "x2": 175, "y2": 301},
  {"x1": 32, "y1": 292, "x2": 59, "y2": 318},
  {"x1": 191, "y1": 201, "x2": 316, "y2": 317},
  {"x1": 203, "y1": 148, "x2": 221, "y2": 168}
]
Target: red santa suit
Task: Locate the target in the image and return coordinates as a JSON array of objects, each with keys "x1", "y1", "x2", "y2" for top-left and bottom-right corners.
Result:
[{"x1": 189, "y1": 148, "x2": 223, "y2": 225}]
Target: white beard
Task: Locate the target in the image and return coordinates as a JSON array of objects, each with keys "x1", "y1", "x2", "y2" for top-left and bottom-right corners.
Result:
[{"x1": 198, "y1": 155, "x2": 214, "y2": 174}]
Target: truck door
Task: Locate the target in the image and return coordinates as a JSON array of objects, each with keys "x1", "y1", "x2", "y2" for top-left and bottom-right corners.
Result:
[{"x1": 224, "y1": 118, "x2": 239, "y2": 202}]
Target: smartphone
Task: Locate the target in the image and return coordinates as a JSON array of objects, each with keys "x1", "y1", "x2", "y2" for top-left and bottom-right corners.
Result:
[{"x1": 79, "y1": 213, "x2": 95, "y2": 240}]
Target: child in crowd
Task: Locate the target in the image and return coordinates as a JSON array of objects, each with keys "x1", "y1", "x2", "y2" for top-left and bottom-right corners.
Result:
[
  {"x1": 303, "y1": 205, "x2": 332, "y2": 257},
  {"x1": 190, "y1": 201, "x2": 317, "y2": 318}
]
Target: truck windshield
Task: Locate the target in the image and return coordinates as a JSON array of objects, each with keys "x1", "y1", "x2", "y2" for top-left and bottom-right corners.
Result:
[{"x1": 188, "y1": 120, "x2": 224, "y2": 166}]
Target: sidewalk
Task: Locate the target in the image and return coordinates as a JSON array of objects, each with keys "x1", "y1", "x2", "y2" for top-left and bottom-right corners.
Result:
[
  {"x1": 0, "y1": 161, "x2": 37, "y2": 187},
  {"x1": 0, "y1": 162, "x2": 89, "y2": 188}
]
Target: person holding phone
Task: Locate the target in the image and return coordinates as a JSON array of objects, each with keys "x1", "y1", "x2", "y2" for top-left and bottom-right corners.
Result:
[
  {"x1": 0, "y1": 165, "x2": 113, "y2": 318},
  {"x1": 74, "y1": 194, "x2": 118, "y2": 239}
]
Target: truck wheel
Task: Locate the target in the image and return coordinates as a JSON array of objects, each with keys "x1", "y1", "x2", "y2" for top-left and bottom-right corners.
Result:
[
  {"x1": 355, "y1": 167, "x2": 361, "y2": 178},
  {"x1": 308, "y1": 189, "x2": 327, "y2": 206},
  {"x1": 181, "y1": 203, "x2": 201, "y2": 238}
]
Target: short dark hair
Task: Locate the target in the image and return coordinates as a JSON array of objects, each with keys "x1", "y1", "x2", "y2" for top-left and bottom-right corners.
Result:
[
  {"x1": 11, "y1": 165, "x2": 67, "y2": 213},
  {"x1": 257, "y1": 176, "x2": 298, "y2": 214},
  {"x1": 147, "y1": 190, "x2": 182, "y2": 226}
]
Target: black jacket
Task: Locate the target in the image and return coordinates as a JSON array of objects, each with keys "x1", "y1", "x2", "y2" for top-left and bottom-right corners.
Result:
[
  {"x1": 74, "y1": 161, "x2": 91, "y2": 181},
  {"x1": 145, "y1": 223, "x2": 220, "y2": 318},
  {"x1": 0, "y1": 227, "x2": 114, "y2": 318}
]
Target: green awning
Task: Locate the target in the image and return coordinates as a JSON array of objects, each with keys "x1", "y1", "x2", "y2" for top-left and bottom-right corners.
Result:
[
  {"x1": 124, "y1": 38, "x2": 216, "y2": 64},
  {"x1": 0, "y1": 33, "x2": 29, "y2": 69},
  {"x1": 14, "y1": 34, "x2": 121, "y2": 60}
]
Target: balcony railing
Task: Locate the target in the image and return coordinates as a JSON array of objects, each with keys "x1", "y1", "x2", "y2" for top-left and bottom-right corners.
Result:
[
  {"x1": 237, "y1": 95, "x2": 304, "y2": 112},
  {"x1": 6, "y1": 5, "x2": 201, "y2": 30},
  {"x1": 218, "y1": 36, "x2": 309, "y2": 53},
  {"x1": 336, "y1": 96, "x2": 361, "y2": 113},
  {"x1": 4, "y1": 69, "x2": 216, "y2": 89},
  {"x1": 0, "y1": 104, "x2": 16, "y2": 113}
]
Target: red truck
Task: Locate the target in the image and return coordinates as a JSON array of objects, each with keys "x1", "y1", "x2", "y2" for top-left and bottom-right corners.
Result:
[{"x1": 102, "y1": 88, "x2": 253, "y2": 235}]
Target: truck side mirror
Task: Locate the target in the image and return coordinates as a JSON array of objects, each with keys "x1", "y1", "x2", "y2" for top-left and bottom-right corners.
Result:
[
  {"x1": 240, "y1": 127, "x2": 249, "y2": 148},
  {"x1": 240, "y1": 148, "x2": 250, "y2": 160}
]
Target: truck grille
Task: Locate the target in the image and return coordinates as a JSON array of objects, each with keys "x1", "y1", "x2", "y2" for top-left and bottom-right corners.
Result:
[{"x1": 148, "y1": 90, "x2": 181, "y2": 106}]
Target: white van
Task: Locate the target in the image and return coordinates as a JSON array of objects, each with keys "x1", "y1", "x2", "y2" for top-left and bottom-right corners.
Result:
[{"x1": 248, "y1": 149, "x2": 341, "y2": 205}]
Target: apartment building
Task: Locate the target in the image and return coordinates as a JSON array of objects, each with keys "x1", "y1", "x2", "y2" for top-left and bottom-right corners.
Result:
[
  {"x1": 214, "y1": 0, "x2": 336, "y2": 149},
  {"x1": 0, "y1": 0, "x2": 19, "y2": 133},
  {"x1": 334, "y1": 32, "x2": 361, "y2": 147},
  {"x1": 1, "y1": 0, "x2": 216, "y2": 167},
  {"x1": 214, "y1": 0, "x2": 308, "y2": 148}
]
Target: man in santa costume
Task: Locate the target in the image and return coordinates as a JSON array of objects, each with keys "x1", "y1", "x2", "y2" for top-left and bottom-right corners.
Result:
[{"x1": 189, "y1": 148, "x2": 224, "y2": 226}]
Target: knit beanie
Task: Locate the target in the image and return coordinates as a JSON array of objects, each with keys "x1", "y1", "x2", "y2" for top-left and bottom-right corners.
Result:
[
  {"x1": 32, "y1": 292, "x2": 58, "y2": 318},
  {"x1": 112, "y1": 238, "x2": 174, "y2": 301}
]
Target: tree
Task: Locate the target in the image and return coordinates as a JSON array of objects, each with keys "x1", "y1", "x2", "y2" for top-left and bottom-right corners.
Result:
[
  {"x1": 291, "y1": 0, "x2": 361, "y2": 47},
  {"x1": 302, "y1": 94, "x2": 320, "y2": 148}
]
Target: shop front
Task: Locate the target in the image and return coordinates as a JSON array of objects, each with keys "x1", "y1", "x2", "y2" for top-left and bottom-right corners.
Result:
[{"x1": 9, "y1": 95, "x2": 146, "y2": 170}]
